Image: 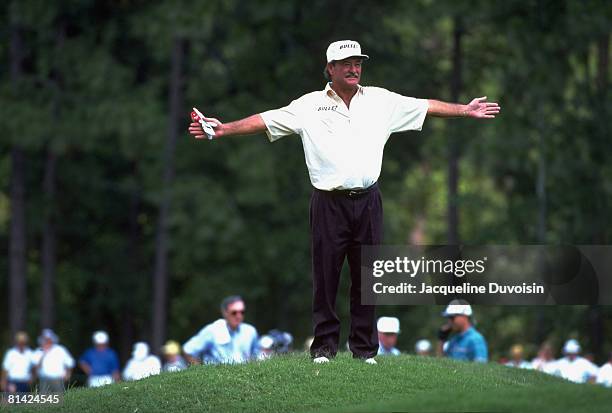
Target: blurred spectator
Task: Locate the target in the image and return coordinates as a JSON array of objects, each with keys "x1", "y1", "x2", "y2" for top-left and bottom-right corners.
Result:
[
  {"x1": 505, "y1": 344, "x2": 532, "y2": 369},
  {"x1": 1, "y1": 331, "x2": 34, "y2": 393},
  {"x1": 596, "y1": 351, "x2": 612, "y2": 387},
  {"x1": 554, "y1": 339, "x2": 598, "y2": 383},
  {"x1": 123, "y1": 342, "x2": 161, "y2": 381},
  {"x1": 438, "y1": 302, "x2": 488, "y2": 363},
  {"x1": 258, "y1": 330, "x2": 294, "y2": 360},
  {"x1": 183, "y1": 296, "x2": 259, "y2": 364},
  {"x1": 79, "y1": 331, "x2": 120, "y2": 387},
  {"x1": 162, "y1": 341, "x2": 187, "y2": 372},
  {"x1": 267, "y1": 329, "x2": 293, "y2": 354},
  {"x1": 31, "y1": 329, "x2": 74, "y2": 394},
  {"x1": 415, "y1": 339, "x2": 432, "y2": 356},
  {"x1": 531, "y1": 342, "x2": 557, "y2": 374},
  {"x1": 377, "y1": 317, "x2": 400, "y2": 356},
  {"x1": 258, "y1": 336, "x2": 275, "y2": 360}
]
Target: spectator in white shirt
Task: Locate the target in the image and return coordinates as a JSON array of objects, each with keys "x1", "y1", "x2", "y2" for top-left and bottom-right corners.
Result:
[
  {"x1": 1, "y1": 332, "x2": 34, "y2": 393},
  {"x1": 505, "y1": 344, "x2": 532, "y2": 369},
  {"x1": 596, "y1": 351, "x2": 612, "y2": 387},
  {"x1": 554, "y1": 339, "x2": 598, "y2": 384},
  {"x1": 530, "y1": 342, "x2": 557, "y2": 374},
  {"x1": 31, "y1": 329, "x2": 75, "y2": 394},
  {"x1": 123, "y1": 342, "x2": 161, "y2": 381}
]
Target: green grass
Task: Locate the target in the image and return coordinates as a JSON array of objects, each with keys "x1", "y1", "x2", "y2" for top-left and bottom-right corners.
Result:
[{"x1": 13, "y1": 353, "x2": 612, "y2": 413}]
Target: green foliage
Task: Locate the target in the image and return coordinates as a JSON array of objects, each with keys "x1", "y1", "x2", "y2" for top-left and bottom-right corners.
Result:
[{"x1": 1, "y1": 0, "x2": 611, "y2": 366}]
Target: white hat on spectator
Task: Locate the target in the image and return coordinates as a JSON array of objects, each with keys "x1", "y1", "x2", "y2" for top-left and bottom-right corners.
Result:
[
  {"x1": 563, "y1": 339, "x2": 581, "y2": 354},
  {"x1": 93, "y1": 330, "x2": 109, "y2": 345},
  {"x1": 38, "y1": 328, "x2": 58, "y2": 345},
  {"x1": 415, "y1": 339, "x2": 432, "y2": 353},
  {"x1": 442, "y1": 302, "x2": 473, "y2": 317},
  {"x1": 259, "y1": 335, "x2": 274, "y2": 350},
  {"x1": 377, "y1": 317, "x2": 400, "y2": 334},
  {"x1": 133, "y1": 342, "x2": 150, "y2": 361}
]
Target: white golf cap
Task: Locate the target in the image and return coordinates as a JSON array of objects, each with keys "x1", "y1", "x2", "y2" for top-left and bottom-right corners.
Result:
[
  {"x1": 442, "y1": 303, "x2": 473, "y2": 317},
  {"x1": 259, "y1": 335, "x2": 274, "y2": 350},
  {"x1": 93, "y1": 330, "x2": 109, "y2": 344},
  {"x1": 132, "y1": 342, "x2": 149, "y2": 360},
  {"x1": 326, "y1": 40, "x2": 369, "y2": 63},
  {"x1": 563, "y1": 339, "x2": 581, "y2": 354},
  {"x1": 415, "y1": 339, "x2": 432, "y2": 353},
  {"x1": 377, "y1": 316, "x2": 400, "y2": 334}
]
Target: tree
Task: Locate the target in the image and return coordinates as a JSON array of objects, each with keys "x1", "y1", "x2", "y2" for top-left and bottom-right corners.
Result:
[{"x1": 8, "y1": 2, "x2": 27, "y2": 336}]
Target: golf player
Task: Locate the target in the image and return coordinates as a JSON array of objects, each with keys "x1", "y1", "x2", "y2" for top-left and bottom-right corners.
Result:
[{"x1": 188, "y1": 40, "x2": 500, "y2": 365}]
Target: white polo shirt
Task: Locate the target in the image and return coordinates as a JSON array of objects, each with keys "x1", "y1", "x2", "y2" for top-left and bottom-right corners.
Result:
[
  {"x1": 261, "y1": 83, "x2": 429, "y2": 190},
  {"x1": 31, "y1": 345, "x2": 75, "y2": 380},
  {"x1": 554, "y1": 356, "x2": 599, "y2": 383},
  {"x1": 2, "y1": 347, "x2": 34, "y2": 381}
]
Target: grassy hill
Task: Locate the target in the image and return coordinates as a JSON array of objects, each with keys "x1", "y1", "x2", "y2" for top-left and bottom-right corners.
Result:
[{"x1": 13, "y1": 353, "x2": 612, "y2": 413}]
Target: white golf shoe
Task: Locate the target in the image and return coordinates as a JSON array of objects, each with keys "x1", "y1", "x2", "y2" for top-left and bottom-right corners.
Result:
[{"x1": 313, "y1": 356, "x2": 330, "y2": 364}]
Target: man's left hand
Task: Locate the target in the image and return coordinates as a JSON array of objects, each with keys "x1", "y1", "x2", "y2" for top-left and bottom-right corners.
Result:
[{"x1": 465, "y1": 96, "x2": 500, "y2": 119}]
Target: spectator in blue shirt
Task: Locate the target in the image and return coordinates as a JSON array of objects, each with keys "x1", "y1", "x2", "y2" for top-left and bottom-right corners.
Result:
[
  {"x1": 183, "y1": 296, "x2": 259, "y2": 365},
  {"x1": 437, "y1": 302, "x2": 488, "y2": 363},
  {"x1": 79, "y1": 331, "x2": 120, "y2": 387}
]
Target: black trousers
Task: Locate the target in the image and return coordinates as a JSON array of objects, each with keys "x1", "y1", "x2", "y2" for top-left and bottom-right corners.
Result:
[{"x1": 309, "y1": 184, "x2": 382, "y2": 359}]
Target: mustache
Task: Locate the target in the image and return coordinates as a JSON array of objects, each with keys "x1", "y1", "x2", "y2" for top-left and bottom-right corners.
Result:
[{"x1": 345, "y1": 73, "x2": 359, "y2": 78}]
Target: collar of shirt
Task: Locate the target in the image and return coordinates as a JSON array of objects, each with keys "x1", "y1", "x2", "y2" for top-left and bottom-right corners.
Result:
[
  {"x1": 324, "y1": 82, "x2": 364, "y2": 114},
  {"x1": 324, "y1": 82, "x2": 364, "y2": 97}
]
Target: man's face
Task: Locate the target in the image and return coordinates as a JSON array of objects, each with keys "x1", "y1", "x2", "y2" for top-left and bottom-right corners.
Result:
[
  {"x1": 328, "y1": 57, "x2": 363, "y2": 89},
  {"x1": 378, "y1": 332, "x2": 398, "y2": 349},
  {"x1": 449, "y1": 315, "x2": 469, "y2": 332},
  {"x1": 223, "y1": 300, "x2": 245, "y2": 330}
]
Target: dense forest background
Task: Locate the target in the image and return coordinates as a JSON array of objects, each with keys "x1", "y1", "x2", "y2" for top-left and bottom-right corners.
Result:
[{"x1": 1, "y1": 0, "x2": 611, "y2": 369}]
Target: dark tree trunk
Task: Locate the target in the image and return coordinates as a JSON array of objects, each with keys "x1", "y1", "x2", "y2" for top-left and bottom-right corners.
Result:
[
  {"x1": 152, "y1": 37, "x2": 185, "y2": 354},
  {"x1": 40, "y1": 21, "x2": 65, "y2": 329},
  {"x1": 447, "y1": 16, "x2": 463, "y2": 245},
  {"x1": 596, "y1": 33, "x2": 609, "y2": 94},
  {"x1": 8, "y1": 15, "x2": 27, "y2": 336},
  {"x1": 9, "y1": 148, "x2": 27, "y2": 335},
  {"x1": 40, "y1": 149, "x2": 57, "y2": 329},
  {"x1": 121, "y1": 162, "x2": 140, "y2": 362}
]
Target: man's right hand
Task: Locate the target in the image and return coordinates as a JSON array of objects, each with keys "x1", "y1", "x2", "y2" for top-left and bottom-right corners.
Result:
[
  {"x1": 438, "y1": 323, "x2": 452, "y2": 341},
  {"x1": 188, "y1": 113, "x2": 266, "y2": 139},
  {"x1": 188, "y1": 116, "x2": 223, "y2": 139}
]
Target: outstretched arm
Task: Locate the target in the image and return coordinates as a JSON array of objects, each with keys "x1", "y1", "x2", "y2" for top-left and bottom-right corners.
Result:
[
  {"x1": 188, "y1": 114, "x2": 266, "y2": 139},
  {"x1": 427, "y1": 96, "x2": 500, "y2": 119}
]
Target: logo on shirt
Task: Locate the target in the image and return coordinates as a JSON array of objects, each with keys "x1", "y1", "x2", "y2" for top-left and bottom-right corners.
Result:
[{"x1": 317, "y1": 105, "x2": 338, "y2": 112}]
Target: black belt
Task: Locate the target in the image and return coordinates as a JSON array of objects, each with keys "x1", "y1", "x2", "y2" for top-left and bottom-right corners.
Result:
[{"x1": 315, "y1": 182, "x2": 378, "y2": 198}]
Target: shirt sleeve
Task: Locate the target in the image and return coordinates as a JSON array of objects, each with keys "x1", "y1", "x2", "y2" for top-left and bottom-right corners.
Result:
[
  {"x1": 63, "y1": 347, "x2": 75, "y2": 368},
  {"x1": 250, "y1": 330, "x2": 260, "y2": 360},
  {"x1": 31, "y1": 350, "x2": 42, "y2": 366},
  {"x1": 183, "y1": 327, "x2": 211, "y2": 357},
  {"x1": 260, "y1": 99, "x2": 303, "y2": 142},
  {"x1": 110, "y1": 350, "x2": 120, "y2": 373},
  {"x1": 472, "y1": 336, "x2": 489, "y2": 363},
  {"x1": 2, "y1": 351, "x2": 10, "y2": 371},
  {"x1": 78, "y1": 349, "x2": 91, "y2": 366},
  {"x1": 388, "y1": 92, "x2": 429, "y2": 133},
  {"x1": 122, "y1": 360, "x2": 134, "y2": 381}
]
